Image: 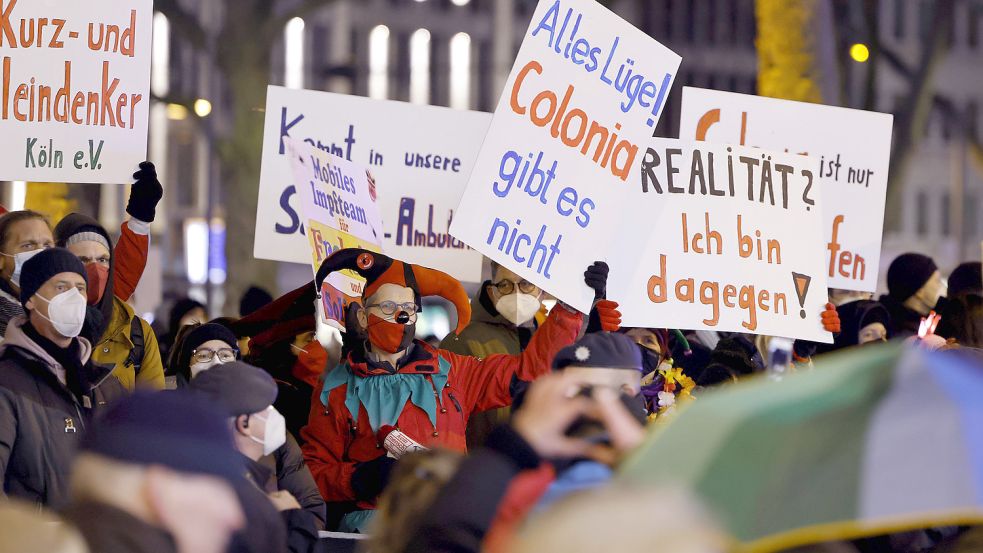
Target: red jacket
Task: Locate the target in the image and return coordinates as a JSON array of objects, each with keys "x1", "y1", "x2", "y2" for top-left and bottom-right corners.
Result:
[
  {"x1": 113, "y1": 220, "x2": 149, "y2": 302},
  {"x1": 301, "y1": 305, "x2": 582, "y2": 504}
]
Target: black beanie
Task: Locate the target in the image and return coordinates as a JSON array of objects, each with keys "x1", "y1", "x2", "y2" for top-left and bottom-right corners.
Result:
[
  {"x1": 948, "y1": 262, "x2": 982, "y2": 297},
  {"x1": 887, "y1": 253, "x2": 938, "y2": 302},
  {"x1": 184, "y1": 323, "x2": 238, "y2": 354},
  {"x1": 19, "y1": 248, "x2": 87, "y2": 309},
  {"x1": 81, "y1": 391, "x2": 243, "y2": 482}
]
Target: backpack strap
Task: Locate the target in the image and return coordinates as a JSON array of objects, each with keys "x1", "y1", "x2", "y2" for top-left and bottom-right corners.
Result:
[{"x1": 125, "y1": 316, "x2": 145, "y2": 375}]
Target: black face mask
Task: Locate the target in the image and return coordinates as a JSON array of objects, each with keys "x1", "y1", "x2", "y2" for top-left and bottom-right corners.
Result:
[{"x1": 640, "y1": 347, "x2": 661, "y2": 374}]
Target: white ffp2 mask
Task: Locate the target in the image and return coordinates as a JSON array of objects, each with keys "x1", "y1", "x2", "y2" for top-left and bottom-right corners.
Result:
[
  {"x1": 249, "y1": 406, "x2": 287, "y2": 456},
  {"x1": 2, "y1": 249, "x2": 44, "y2": 288},
  {"x1": 495, "y1": 293, "x2": 541, "y2": 326},
  {"x1": 35, "y1": 289, "x2": 87, "y2": 338}
]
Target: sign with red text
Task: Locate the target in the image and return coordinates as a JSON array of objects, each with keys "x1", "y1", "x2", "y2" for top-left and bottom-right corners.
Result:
[
  {"x1": 610, "y1": 139, "x2": 832, "y2": 342},
  {"x1": 286, "y1": 137, "x2": 383, "y2": 327},
  {"x1": 450, "y1": 0, "x2": 681, "y2": 313},
  {"x1": 257, "y1": 86, "x2": 489, "y2": 283},
  {"x1": 0, "y1": 0, "x2": 153, "y2": 184},
  {"x1": 679, "y1": 87, "x2": 893, "y2": 292}
]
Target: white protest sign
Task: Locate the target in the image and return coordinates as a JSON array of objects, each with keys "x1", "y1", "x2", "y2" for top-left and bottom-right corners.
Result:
[
  {"x1": 285, "y1": 137, "x2": 383, "y2": 325},
  {"x1": 257, "y1": 86, "x2": 489, "y2": 282},
  {"x1": 0, "y1": 0, "x2": 153, "y2": 184},
  {"x1": 449, "y1": 0, "x2": 681, "y2": 313},
  {"x1": 679, "y1": 87, "x2": 894, "y2": 292},
  {"x1": 611, "y1": 138, "x2": 832, "y2": 342}
]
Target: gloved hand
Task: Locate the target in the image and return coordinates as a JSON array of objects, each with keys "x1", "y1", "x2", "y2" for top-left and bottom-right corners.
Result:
[
  {"x1": 584, "y1": 261, "x2": 609, "y2": 301},
  {"x1": 126, "y1": 161, "x2": 163, "y2": 222},
  {"x1": 350, "y1": 455, "x2": 397, "y2": 501},
  {"x1": 821, "y1": 302, "x2": 841, "y2": 334},
  {"x1": 587, "y1": 299, "x2": 622, "y2": 333}
]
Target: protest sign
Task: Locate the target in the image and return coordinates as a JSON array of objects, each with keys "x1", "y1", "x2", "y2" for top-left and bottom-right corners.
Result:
[
  {"x1": 286, "y1": 137, "x2": 383, "y2": 326},
  {"x1": 256, "y1": 86, "x2": 490, "y2": 282},
  {"x1": 0, "y1": 0, "x2": 153, "y2": 184},
  {"x1": 609, "y1": 138, "x2": 832, "y2": 342},
  {"x1": 449, "y1": 0, "x2": 681, "y2": 313},
  {"x1": 679, "y1": 87, "x2": 894, "y2": 292}
]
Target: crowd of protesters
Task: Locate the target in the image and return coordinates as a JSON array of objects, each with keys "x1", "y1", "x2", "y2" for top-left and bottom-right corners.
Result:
[{"x1": 0, "y1": 162, "x2": 981, "y2": 553}]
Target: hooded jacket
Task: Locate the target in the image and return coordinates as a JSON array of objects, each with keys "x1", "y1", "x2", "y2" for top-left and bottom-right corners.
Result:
[
  {"x1": 0, "y1": 317, "x2": 126, "y2": 507},
  {"x1": 54, "y1": 214, "x2": 162, "y2": 390},
  {"x1": 91, "y1": 297, "x2": 164, "y2": 390},
  {"x1": 301, "y1": 304, "x2": 581, "y2": 506}
]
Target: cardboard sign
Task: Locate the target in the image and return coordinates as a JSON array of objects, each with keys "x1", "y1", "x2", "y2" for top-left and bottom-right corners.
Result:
[
  {"x1": 286, "y1": 137, "x2": 383, "y2": 326},
  {"x1": 0, "y1": 0, "x2": 153, "y2": 184},
  {"x1": 449, "y1": 0, "x2": 681, "y2": 313},
  {"x1": 679, "y1": 87, "x2": 894, "y2": 292},
  {"x1": 256, "y1": 86, "x2": 490, "y2": 283},
  {"x1": 610, "y1": 138, "x2": 832, "y2": 342}
]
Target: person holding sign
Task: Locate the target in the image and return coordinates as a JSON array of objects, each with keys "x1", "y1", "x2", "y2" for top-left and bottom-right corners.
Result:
[{"x1": 300, "y1": 248, "x2": 604, "y2": 532}]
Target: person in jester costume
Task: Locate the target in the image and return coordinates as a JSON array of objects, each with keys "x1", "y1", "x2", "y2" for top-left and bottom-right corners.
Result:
[{"x1": 300, "y1": 248, "x2": 616, "y2": 532}]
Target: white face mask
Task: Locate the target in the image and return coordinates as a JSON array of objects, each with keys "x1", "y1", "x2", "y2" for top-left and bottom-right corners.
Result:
[
  {"x1": 190, "y1": 358, "x2": 230, "y2": 379},
  {"x1": 248, "y1": 406, "x2": 287, "y2": 456},
  {"x1": 35, "y1": 289, "x2": 88, "y2": 338},
  {"x1": 495, "y1": 293, "x2": 541, "y2": 326},
  {"x1": 2, "y1": 249, "x2": 44, "y2": 288}
]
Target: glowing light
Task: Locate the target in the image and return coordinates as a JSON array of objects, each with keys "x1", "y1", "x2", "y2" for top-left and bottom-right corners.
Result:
[
  {"x1": 285, "y1": 17, "x2": 306, "y2": 89},
  {"x1": 451, "y1": 0, "x2": 470, "y2": 5},
  {"x1": 10, "y1": 182, "x2": 26, "y2": 211},
  {"x1": 166, "y1": 103, "x2": 188, "y2": 120},
  {"x1": 410, "y1": 29, "x2": 431, "y2": 104},
  {"x1": 449, "y1": 32, "x2": 471, "y2": 109},
  {"x1": 151, "y1": 13, "x2": 170, "y2": 96},
  {"x1": 850, "y1": 43, "x2": 870, "y2": 63},
  {"x1": 369, "y1": 25, "x2": 390, "y2": 100},
  {"x1": 194, "y1": 99, "x2": 212, "y2": 118}
]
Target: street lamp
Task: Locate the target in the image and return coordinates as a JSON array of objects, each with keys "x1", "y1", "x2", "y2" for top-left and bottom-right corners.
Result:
[{"x1": 850, "y1": 43, "x2": 870, "y2": 63}]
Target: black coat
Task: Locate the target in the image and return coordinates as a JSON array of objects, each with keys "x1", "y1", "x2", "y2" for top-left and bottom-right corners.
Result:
[
  {"x1": 0, "y1": 328, "x2": 125, "y2": 508},
  {"x1": 403, "y1": 425, "x2": 542, "y2": 553},
  {"x1": 255, "y1": 433, "x2": 327, "y2": 529}
]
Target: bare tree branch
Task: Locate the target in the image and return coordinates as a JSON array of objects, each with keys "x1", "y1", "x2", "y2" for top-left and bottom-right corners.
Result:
[{"x1": 156, "y1": 0, "x2": 208, "y2": 50}]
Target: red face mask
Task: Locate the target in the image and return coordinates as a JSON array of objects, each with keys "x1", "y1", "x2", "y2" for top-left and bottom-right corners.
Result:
[
  {"x1": 291, "y1": 342, "x2": 329, "y2": 387},
  {"x1": 86, "y1": 263, "x2": 109, "y2": 305},
  {"x1": 367, "y1": 313, "x2": 415, "y2": 354}
]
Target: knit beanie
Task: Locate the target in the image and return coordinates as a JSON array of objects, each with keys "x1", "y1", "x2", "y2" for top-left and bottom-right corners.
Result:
[
  {"x1": 81, "y1": 391, "x2": 243, "y2": 482},
  {"x1": 887, "y1": 253, "x2": 938, "y2": 302},
  {"x1": 19, "y1": 248, "x2": 87, "y2": 308}
]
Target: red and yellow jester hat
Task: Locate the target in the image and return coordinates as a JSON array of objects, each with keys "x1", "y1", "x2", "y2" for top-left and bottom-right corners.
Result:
[{"x1": 315, "y1": 248, "x2": 472, "y2": 334}]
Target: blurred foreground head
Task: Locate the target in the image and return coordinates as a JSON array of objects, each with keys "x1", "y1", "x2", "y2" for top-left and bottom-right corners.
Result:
[
  {"x1": 513, "y1": 486, "x2": 727, "y2": 553},
  {"x1": 70, "y1": 392, "x2": 245, "y2": 553},
  {"x1": 364, "y1": 449, "x2": 463, "y2": 553}
]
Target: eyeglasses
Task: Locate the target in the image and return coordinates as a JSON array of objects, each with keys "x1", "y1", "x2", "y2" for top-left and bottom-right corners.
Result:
[
  {"x1": 493, "y1": 279, "x2": 538, "y2": 295},
  {"x1": 365, "y1": 301, "x2": 420, "y2": 316},
  {"x1": 191, "y1": 347, "x2": 239, "y2": 365}
]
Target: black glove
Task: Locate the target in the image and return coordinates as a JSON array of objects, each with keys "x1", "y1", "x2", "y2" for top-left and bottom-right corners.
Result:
[
  {"x1": 350, "y1": 455, "x2": 397, "y2": 501},
  {"x1": 584, "y1": 261, "x2": 609, "y2": 301},
  {"x1": 126, "y1": 161, "x2": 163, "y2": 222}
]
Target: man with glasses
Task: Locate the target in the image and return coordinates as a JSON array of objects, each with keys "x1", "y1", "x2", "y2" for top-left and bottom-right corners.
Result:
[{"x1": 439, "y1": 261, "x2": 548, "y2": 448}]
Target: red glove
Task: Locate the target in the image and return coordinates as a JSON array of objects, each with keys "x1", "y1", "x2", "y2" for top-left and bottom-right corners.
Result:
[
  {"x1": 595, "y1": 299, "x2": 622, "y2": 332},
  {"x1": 821, "y1": 302, "x2": 841, "y2": 334}
]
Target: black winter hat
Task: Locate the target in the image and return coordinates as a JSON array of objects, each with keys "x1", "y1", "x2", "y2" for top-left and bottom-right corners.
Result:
[
  {"x1": 19, "y1": 248, "x2": 87, "y2": 309},
  {"x1": 948, "y1": 262, "x2": 982, "y2": 297},
  {"x1": 887, "y1": 253, "x2": 938, "y2": 302},
  {"x1": 184, "y1": 322, "x2": 238, "y2": 355},
  {"x1": 239, "y1": 286, "x2": 273, "y2": 318},
  {"x1": 81, "y1": 391, "x2": 243, "y2": 482},
  {"x1": 189, "y1": 361, "x2": 278, "y2": 417},
  {"x1": 553, "y1": 332, "x2": 642, "y2": 371}
]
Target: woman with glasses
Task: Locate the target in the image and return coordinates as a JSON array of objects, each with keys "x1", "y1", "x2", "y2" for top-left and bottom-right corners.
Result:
[{"x1": 169, "y1": 323, "x2": 241, "y2": 385}]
